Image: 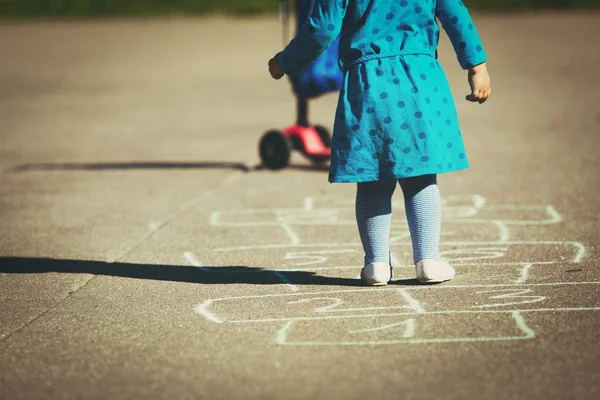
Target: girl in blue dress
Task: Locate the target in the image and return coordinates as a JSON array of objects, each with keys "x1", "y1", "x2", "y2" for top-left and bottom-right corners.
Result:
[{"x1": 269, "y1": 0, "x2": 491, "y2": 285}]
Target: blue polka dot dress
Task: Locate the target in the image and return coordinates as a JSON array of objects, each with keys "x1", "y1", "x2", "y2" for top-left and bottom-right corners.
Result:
[{"x1": 278, "y1": 0, "x2": 488, "y2": 183}]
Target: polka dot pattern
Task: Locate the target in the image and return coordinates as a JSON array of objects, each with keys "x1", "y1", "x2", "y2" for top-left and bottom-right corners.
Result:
[{"x1": 292, "y1": 0, "x2": 485, "y2": 183}]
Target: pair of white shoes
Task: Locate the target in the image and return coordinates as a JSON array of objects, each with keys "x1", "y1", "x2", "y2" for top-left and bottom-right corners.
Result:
[{"x1": 360, "y1": 259, "x2": 455, "y2": 286}]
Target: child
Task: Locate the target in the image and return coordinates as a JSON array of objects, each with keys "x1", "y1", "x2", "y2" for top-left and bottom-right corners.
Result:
[{"x1": 269, "y1": 0, "x2": 491, "y2": 285}]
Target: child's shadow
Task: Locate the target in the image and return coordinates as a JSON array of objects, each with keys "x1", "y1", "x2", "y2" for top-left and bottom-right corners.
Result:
[
  {"x1": 0, "y1": 257, "x2": 422, "y2": 287},
  {"x1": 0, "y1": 257, "x2": 352, "y2": 286}
]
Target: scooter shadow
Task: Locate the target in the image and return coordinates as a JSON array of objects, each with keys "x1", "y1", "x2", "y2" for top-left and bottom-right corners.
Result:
[
  {"x1": 10, "y1": 161, "x2": 329, "y2": 174},
  {"x1": 253, "y1": 163, "x2": 329, "y2": 173}
]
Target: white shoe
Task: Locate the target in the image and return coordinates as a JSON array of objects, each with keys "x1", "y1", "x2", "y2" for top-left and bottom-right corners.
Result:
[
  {"x1": 416, "y1": 259, "x2": 455, "y2": 284},
  {"x1": 360, "y1": 262, "x2": 393, "y2": 286}
]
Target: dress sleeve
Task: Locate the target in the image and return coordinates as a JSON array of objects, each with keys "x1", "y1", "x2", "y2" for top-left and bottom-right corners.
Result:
[
  {"x1": 436, "y1": 0, "x2": 488, "y2": 70},
  {"x1": 277, "y1": 0, "x2": 347, "y2": 77}
]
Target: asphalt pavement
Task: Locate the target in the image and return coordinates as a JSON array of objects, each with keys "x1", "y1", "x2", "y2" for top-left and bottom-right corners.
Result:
[{"x1": 0, "y1": 12, "x2": 599, "y2": 400}]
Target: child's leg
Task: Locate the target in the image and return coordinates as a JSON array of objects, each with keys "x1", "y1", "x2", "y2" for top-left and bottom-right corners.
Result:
[
  {"x1": 355, "y1": 180, "x2": 397, "y2": 265},
  {"x1": 398, "y1": 174, "x2": 441, "y2": 263}
]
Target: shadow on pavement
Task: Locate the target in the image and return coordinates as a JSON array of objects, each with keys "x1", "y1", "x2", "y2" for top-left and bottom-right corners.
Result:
[
  {"x1": 389, "y1": 278, "x2": 422, "y2": 285},
  {"x1": 11, "y1": 161, "x2": 253, "y2": 172},
  {"x1": 0, "y1": 256, "x2": 366, "y2": 287},
  {"x1": 10, "y1": 161, "x2": 330, "y2": 173},
  {"x1": 254, "y1": 163, "x2": 329, "y2": 172}
]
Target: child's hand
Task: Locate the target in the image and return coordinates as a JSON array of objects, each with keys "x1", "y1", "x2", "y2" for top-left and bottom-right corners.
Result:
[
  {"x1": 466, "y1": 63, "x2": 491, "y2": 104},
  {"x1": 269, "y1": 53, "x2": 285, "y2": 80}
]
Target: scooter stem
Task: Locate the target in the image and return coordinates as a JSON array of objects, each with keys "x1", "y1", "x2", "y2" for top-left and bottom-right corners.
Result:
[{"x1": 279, "y1": 0, "x2": 290, "y2": 45}]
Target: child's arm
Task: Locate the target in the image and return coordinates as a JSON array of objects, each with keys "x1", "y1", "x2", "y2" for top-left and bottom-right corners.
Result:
[
  {"x1": 436, "y1": 0, "x2": 487, "y2": 70},
  {"x1": 436, "y1": 0, "x2": 491, "y2": 103},
  {"x1": 269, "y1": 0, "x2": 347, "y2": 79}
]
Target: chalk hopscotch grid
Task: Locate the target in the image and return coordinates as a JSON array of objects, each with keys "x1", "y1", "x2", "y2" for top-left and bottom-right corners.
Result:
[
  {"x1": 195, "y1": 283, "x2": 600, "y2": 345},
  {"x1": 194, "y1": 282, "x2": 600, "y2": 323},
  {"x1": 190, "y1": 194, "x2": 592, "y2": 345},
  {"x1": 274, "y1": 311, "x2": 536, "y2": 346}
]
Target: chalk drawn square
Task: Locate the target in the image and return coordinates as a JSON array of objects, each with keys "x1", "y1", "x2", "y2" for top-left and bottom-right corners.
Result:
[
  {"x1": 214, "y1": 241, "x2": 584, "y2": 268},
  {"x1": 196, "y1": 283, "x2": 600, "y2": 325},
  {"x1": 275, "y1": 311, "x2": 535, "y2": 346},
  {"x1": 197, "y1": 289, "x2": 425, "y2": 323},
  {"x1": 436, "y1": 242, "x2": 585, "y2": 264}
]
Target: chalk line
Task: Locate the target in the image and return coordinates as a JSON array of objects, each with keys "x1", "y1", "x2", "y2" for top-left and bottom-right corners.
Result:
[
  {"x1": 279, "y1": 261, "x2": 556, "y2": 272},
  {"x1": 184, "y1": 251, "x2": 298, "y2": 292},
  {"x1": 195, "y1": 300, "x2": 224, "y2": 323},
  {"x1": 349, "y1": 319, "x2": 416, "y2": 336},
  {"x1": 225, "y1": 307, "x2": 600, "y2": 325},
  {"x1": 472, "y1": 289, "x2": 546, "y2": 308},
  {"x1": 272, "y1": 271, "x2": 299, "y2": 292},
  {"x1": 571, "y1": 242, "x2": 586, "y2": 263},
  {"x1": 274, "y1": 311, "x2": 534, "y2": 346},
  {"x1": 304, "y1": 196, "x2": 314, "y2": 211},
  {"x1": 306, "y1": 305, "x2": 426, "y2": 314},
  {"x1": 492, "y1": 221, "x2": 510, "y2": 242},
  {"x1": 194, "y1": 281, "x2": 600, "y2": 302},
  {"x1": 474, "y1": 205, "x2": 563, "y2": 225},
  {"x1": 545, "y1": 205, "x2": 564, "y2": 224},
  {"x1": 108, "y1": 171, "x2": 242, "y2": 263},
  {"x1": 281, "y1": 223, "x2": 301, "y2": 245},
  {"x1": 399, "y1": 289, "x2": 427, "y2": 314},
  {"x1": 513, "y1": 311, "x2": 536, "y2": 338},
  {"x1": 275, "y1": 321, "x2": 295, "y2": 345},
  {"x1": 473, "y1": 195, "x2": 487, "y2": 209},
  {"x1": 184, "y1": 251, "x2": 211, "y2": 272},
  {"x1": 214, "y1": 241, "x2": 586, "y2": 264},
  {"x1": 516, "y1": 263, "x2": 534, "y2": 284}
]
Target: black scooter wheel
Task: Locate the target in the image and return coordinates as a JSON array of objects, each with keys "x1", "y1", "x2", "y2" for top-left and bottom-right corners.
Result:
[
  {"x1": 314, "y1": 125, "x2": 332, "y2": 148},
  {"x1": 306, "y1": 125, "x2": 332, "y2": 163},
  {"x1": 259, "y1": 130, "x2": 291, "y2": 170}
]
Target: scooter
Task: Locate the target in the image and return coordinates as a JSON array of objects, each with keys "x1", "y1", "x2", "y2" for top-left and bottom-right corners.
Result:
[{"x1": 259, "y1": 0, "x2": 342, "y2": 170}]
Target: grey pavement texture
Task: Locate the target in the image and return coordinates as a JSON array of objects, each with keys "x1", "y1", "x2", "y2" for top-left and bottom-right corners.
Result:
[{"x1": 1, "y1": 12, "x2": 599, "y2": 400}]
